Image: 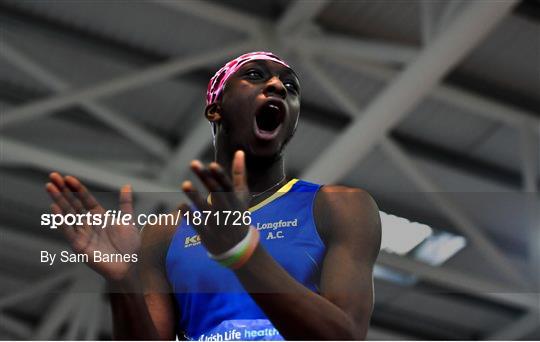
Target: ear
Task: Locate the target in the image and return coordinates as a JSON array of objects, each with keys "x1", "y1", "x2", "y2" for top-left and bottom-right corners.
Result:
[{"x1": 205, "y1": 103, "x2": 222, "y2": 123}]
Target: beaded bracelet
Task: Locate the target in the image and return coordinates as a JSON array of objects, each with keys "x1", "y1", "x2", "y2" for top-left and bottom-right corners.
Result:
[{"x1": 207, "y1": 226, "x2": 260, "y2": 269}]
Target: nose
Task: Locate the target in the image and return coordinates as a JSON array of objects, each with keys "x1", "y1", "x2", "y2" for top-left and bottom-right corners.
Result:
[{"x1": 263, "y1": 76, "x2": 287, "y2": 99}]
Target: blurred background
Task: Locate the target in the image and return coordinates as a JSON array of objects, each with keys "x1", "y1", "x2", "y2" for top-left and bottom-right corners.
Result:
[{"x1": 0, "y1": 0, "x2": 539, "y2": 340}]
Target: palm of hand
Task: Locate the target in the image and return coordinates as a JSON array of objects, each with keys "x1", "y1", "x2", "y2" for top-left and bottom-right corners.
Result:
[
  {"x1": 46, "y1": 172, "x2": 140, "y2": 281},
  {"x1": 180, "y1": 151, "x2": 251, "y2": 255}
]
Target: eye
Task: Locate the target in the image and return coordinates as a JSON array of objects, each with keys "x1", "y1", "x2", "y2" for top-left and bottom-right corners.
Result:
[
  {"x1": 245, "y1": 69, "x2": 263, "y2": 79},
  {"x1": 284, "y1": 81, "x2": 299, "y2": 94}
]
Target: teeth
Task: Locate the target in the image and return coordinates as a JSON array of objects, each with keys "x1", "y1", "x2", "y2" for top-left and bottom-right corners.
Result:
[{"x1": 268, "y1": 104, "x2": 279, "y2": 110}]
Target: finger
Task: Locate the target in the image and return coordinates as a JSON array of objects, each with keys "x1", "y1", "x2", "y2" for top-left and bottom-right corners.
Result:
[
  {"x1": 50, "y1": 173, "x2": 85, "y2": 214},
  {"x1": 49, "y1": 172, "x2": 66, "y2": 189},
  {"x1": 208, "y1": 162, "x2": 233, "y2": 192},
  {"x1": 64, "y1": 176, "x2": 101, "y2": 212},
  {"x1": 119, "y1": 184, "x2": 133, "y2": 216},
  {"x1": 50, "y1": 201, "x2": 63, "y2": 215},
  {"x1": 46, "y1": 182, "x2": 76, "y2": 215},
  {"x1": 190, "y1": 160, "x2": 224, "y2": 193},
  {"x1": 182, "y1": 180, "x2": 210, "y2": 212},
  {"x1": 47, "y1": 183, "x2": 86, "y2": 233},
  {"x1": 190, "y1": 161, "x2": 228, "y2": 207},
  {"x1": 51, "y1": 203, "x2": 77, "y2": 240},
  {"x1": 209, "y1": 162, "x2": 244, "y2": 207},
  {"x1": 232, "y1": 150, "x2": 249, "y2": 203},
  {"x1": 232, "y1": 150, "x2": 248, "y2": 193},
  {"x1": 55, "y1": 176, "x2": 85, "y2": 214}
]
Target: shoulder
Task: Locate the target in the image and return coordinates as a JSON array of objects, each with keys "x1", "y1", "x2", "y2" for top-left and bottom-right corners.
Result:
[
  {"x1": 314, "y1": 185, "x2": 381, "y2": 260},
  {"x1": 314, "y1": 185, "x2": 379, "y2": 223}
]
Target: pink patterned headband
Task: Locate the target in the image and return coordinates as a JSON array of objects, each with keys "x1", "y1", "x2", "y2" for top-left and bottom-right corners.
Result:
[{"x1": 206, "y1": 51, "x2": 291, "y2": 106}]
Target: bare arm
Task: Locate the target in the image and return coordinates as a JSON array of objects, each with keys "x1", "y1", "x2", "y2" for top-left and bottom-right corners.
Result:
[
  {"x1": 108, "y1": 272, "x2": 173, "y2": 340},
  {"x1": 109, "y1": 220, "x2": 178, "y2": 340}
]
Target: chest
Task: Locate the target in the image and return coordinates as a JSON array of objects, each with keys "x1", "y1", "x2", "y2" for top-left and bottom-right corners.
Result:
[{"x1": 166, "y1": 194, "x2": 326, "y2": 292}]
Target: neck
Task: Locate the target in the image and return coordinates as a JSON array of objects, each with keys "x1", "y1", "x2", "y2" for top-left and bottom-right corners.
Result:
[{"x1": 215, "y1": 149, "x2": 288, "y2": 205}]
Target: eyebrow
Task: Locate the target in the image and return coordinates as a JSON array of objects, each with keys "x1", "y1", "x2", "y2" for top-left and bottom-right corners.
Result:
[
  {"x1": 241, "y1": 60, "x2": 299, "y2": 82},
  {"x1": 282, "y1": 68, "x2": 299, "y2": 81}
]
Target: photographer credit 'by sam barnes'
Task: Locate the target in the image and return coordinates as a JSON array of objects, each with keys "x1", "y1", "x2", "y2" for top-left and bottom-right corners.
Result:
[{"x1": 40, "y1": 250, "x2": 138, "y2": 266}]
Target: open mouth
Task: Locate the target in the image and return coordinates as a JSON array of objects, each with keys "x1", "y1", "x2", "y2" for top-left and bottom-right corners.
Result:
[{"x1": 254, "y1": 102, "x2": 285, "y2": 140}]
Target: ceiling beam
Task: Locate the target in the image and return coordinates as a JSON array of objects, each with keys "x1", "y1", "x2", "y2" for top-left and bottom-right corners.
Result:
[
  {"x1": 159, "y1": 118, "x2": 211, "y2": 184},
  {"x1": 153, "y1": 0, "x2": 265, "y2": 36},
  {"x1": 82, "y1": 286, "x2": 105, "y2": 340},
  {"x1": 0, "y1": 40, "x2": 171, "y2": 159},
  {"x1": 298, "y1": 56, "x2": 366, "y2": 119},
  {"x1": 391, "y1": 132, "x2": 522, "y2": 190},
  {"x1": 300, "y1": 102, "x2": 525, "y2": 190},
  {"x1": 298, "y1": 50, "x2": 540, "y2": 129},
  {"x1": 0, "y1": 315, "x2": 32, "y2": 339},
  {"x1": 0, "y1": 2, "x2": 167, "y2": 63},
  {"x1": 2, "y1": 40, "x2": 256, "y2": 127},
  {"x1": 378, "y1": 252, "x2": 539, "y2": 312},
  {"x1": 421, "y1": 0, "x2": 469, "y2": 45},
  {"x1": 32, "y1": 277, "x2": 87, "y2": 340},
  {"x1": 62, "y1": 294, "x2": 89, "y2": 340},
  {"x1": 438, "y1": 0, "x2": 467, "y2": 35},
  {"x1": 298, "y1": 0, "x2": 527, "y2": 288},
  {"x1": 381, "y1": 138, "x2": 530, "y2": 286},
  {"x1": 488, "y1": 311, "x2": 540, "y2": 340},
  {"x1": 1, "y1": 137, "x2": 181, "y2": 196},
  {"x1": 297, "y1": 32, "x2": 417, "y2": 65},
  {"x1": 0, "y1": 269, "x2": 74, "y2": 309},
  {"x1": 420, "y1": 0, "x2": 437, "y2": 44},
  {"x1": 301, "y1": 0, "x2": 519, "y2": 184},
  {"x1": 277, "y1": 0, "x2": 329, "y2": 34},
  {"x1": 519, "y1": 123, "x2": 539, "y2": 192}
]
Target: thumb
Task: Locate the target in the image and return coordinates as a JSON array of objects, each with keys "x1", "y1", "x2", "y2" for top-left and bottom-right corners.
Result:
[
  {"x1": 232, "y1": 150, "x2": 249, "y2": 204},
  {"x1": 119, "y1": 184, "x2": 133, "y2": 216}
]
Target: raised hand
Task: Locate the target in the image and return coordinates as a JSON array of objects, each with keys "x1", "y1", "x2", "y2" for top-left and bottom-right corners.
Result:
[
  {"x1": 181, "y1": 150, "x2": 251, "y2": 255},
  {"x1": 45, "y1": 172, "x2": 141, "y2": 281}
]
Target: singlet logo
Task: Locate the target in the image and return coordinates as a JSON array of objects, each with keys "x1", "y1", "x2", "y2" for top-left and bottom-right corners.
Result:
[
  {"x1": 184, "y1": 218, "x2": 300, "y2": 247},
  {"x1": 184, "y1": 234, "x2": 201, "y2": 248},
  {"x1": 255, "y1": 218, "x2": 298, "y2": 230},
  {"x1": 257, "y1": 218, "x2": 299, "y2": 240}
]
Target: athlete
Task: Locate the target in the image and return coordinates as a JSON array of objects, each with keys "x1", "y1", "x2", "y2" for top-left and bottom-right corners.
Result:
[{"x1": 45, "y1": 52, "x2": 381, "y2": 340}]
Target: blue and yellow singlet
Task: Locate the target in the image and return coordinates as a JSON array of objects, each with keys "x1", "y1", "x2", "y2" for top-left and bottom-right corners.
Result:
[{"x1": 166, "y1": 179, "x2": 325, "y2": 340}]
